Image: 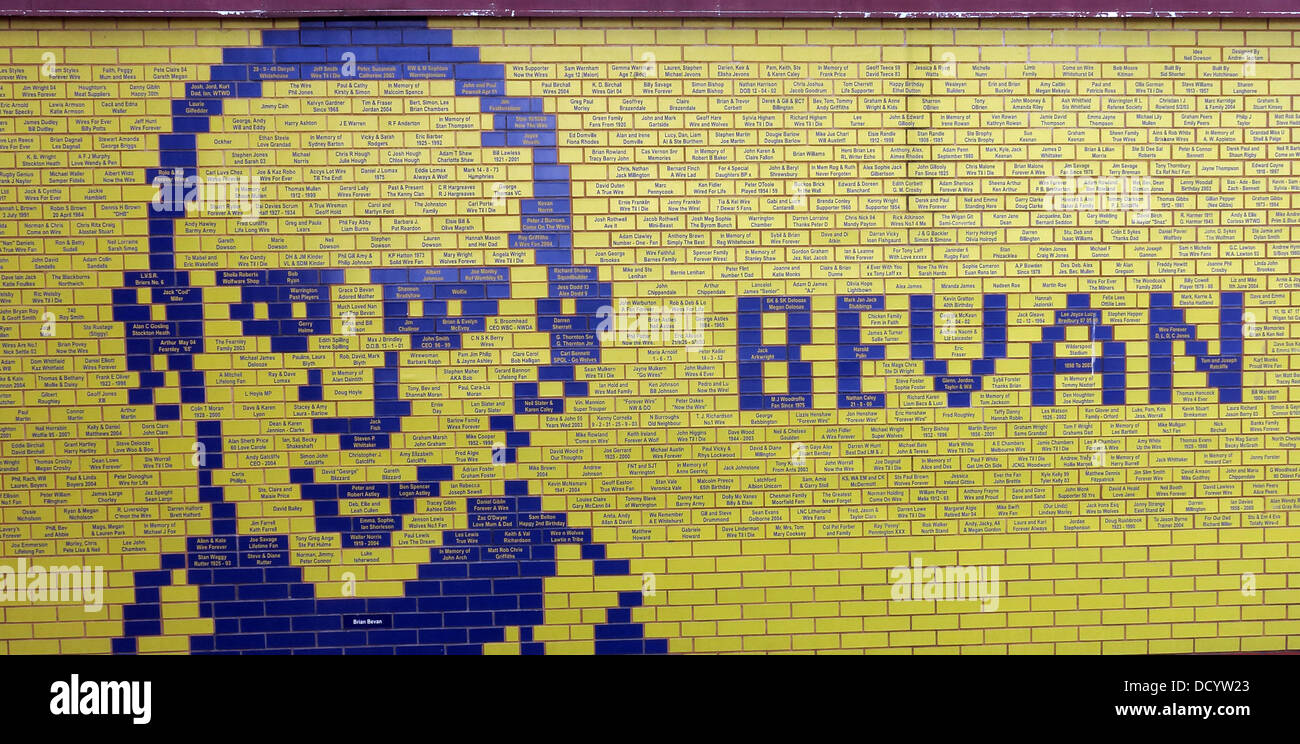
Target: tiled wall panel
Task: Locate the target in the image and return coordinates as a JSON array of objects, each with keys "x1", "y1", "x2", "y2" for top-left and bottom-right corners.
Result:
[{"x1": 1, "y1": 15, "x2": 1299, "y2": 654}]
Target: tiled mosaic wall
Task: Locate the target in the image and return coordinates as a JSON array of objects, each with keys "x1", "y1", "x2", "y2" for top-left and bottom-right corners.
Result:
[{"x1": 1, "y1": 14, "x2": 1299, "y2": 655}]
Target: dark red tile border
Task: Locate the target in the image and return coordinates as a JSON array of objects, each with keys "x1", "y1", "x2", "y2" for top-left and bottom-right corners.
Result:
[{"x1": 10, "y1": 0, "x2": 1300, "y2": 18}]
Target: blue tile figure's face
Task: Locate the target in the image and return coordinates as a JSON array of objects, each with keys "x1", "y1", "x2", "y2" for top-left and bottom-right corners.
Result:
[{"x1": 114, "y1": 22, "x2": 667, "y2": 655}]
